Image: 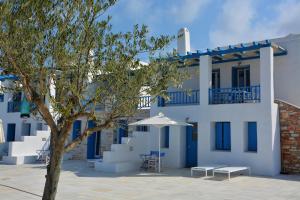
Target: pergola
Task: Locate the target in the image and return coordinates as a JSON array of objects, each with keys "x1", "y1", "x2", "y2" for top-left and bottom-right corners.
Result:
[{"x1": 180, "y1": 40, "x2": 287, "y2": 64}]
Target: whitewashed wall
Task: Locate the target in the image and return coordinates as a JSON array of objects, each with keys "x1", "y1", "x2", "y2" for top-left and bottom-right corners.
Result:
[{"x1": 272, "y1": 34, "x2": 300, "y2": 107}]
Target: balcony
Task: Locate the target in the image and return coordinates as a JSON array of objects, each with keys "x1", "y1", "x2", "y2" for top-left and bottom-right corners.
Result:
[
  {"x1": 158, "y1": 90, "x2": 199, "y2": 107},
  {"x1": 138, "y1": 96, "x2": 151, "y2": 109},
  {"x1": 7, "y1": 101, "x2": 21, "y2": 112},
  {"x1": 209, "y1": 85, "x2": 260, "y2": 104}
]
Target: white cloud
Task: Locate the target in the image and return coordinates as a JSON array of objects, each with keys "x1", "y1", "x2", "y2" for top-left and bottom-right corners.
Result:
[
  {"x1": 209, "y1": 0, "x2": 300, "y2": 47},
  {"x1": 120, "y1": 0, "x2": 210, "y2": 25},
  {"x1": 124, "y1": 0, "x2": 154, "y2": 19},
  {"x1": 170, "y1": 0, "x2": 211, "y2": 23}
]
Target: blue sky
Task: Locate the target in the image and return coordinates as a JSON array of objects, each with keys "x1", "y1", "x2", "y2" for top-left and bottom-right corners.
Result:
[{"x1": 106, "y1": 0, "x2": 300, "y2": 53}]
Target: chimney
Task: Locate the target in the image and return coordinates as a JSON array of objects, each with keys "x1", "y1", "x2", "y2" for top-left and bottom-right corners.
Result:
[{"x1": 177, "y1": 28, "x2": 191, "y2": 56}]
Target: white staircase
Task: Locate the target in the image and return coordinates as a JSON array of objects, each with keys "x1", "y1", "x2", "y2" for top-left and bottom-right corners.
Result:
[
  {"x1": 3, "y1": 130, "x2": 50, "y2": 165},
  {"x1": 95, "y1": 132, "x2": 149, "y2": 173}
]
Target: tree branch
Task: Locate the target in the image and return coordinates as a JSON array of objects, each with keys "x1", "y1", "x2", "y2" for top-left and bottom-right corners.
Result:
[{"x1": 64, "y1": 114, "x2": 115, "y2": 152}]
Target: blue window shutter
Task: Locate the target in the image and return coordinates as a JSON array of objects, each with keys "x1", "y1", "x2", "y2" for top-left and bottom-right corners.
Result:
[
  {"x1": 87, "y1": 120, "x2": 96, "y2": 159},
  {"x1": 215, "y1": 122, "x2": 223, "y2": 150},
  {"x1": 232, "y1": 68, "x2": 238, "y2": 87},
  {"x1": 72, "y1": 120, "x2": 81, "y2": 140},
  {"x1": 165, "y1": 126, "x2": 170, "y2": 148},
  {"x1": 248, "y1": 122, "x2": 257, "y2": 151},
  {"x1": 223, "y1": 122, "x2": 231, "y2": 150}
]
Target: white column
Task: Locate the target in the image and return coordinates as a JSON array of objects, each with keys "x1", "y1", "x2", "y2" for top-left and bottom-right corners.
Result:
[
  {"x1": 260, "y1": 47, "x2": 274, "y2": 105},
  {"x1": 200, "y1": 55, "x2": 212, "y2": 105}
]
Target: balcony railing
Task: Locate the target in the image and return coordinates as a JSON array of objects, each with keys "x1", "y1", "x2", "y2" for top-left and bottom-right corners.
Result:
[
  {"x1": 209, "y1": 85, "x2": 260, "y2": 104},
  {"x1": 138, "y1": 96, "x2": 151, "y2": 109},
  {"x1": 158, "y1": 90, "x2": 200, "y2": 107},
  {"x1": 7, "y1": 101, "x2": 21, "y2": 112}
]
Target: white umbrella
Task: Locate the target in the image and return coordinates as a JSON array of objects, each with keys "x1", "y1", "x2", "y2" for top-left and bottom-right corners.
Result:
[
  {"x1": 129, "y1": 112, "x2": 192, "y2": 172},
  {"x1": 0, "y1": 119, "x2": 5, "y2": 143}
]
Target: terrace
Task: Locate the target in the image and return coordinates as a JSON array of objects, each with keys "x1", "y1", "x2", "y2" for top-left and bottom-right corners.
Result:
[
  {"x1": 157, "y1": 40, "x2": 287, "y2": 107},
  {"x1": 0, "y1": 160, "x2": 299, "y2": 200}
]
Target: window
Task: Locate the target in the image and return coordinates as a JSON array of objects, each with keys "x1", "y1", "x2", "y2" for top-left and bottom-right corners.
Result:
[
  {"x1": 247, "y1": 122, "x2": 257, "y2": 152},
  {"x1": 21, "y1": 123, "x2": 31, "y2": 136},
  {"x1": 0, "y1": 93, "x2": 4, "y2": 102},
  {"x1": 232, "y1": 66, "x2": 250, "y2": 87},
  {"x1": 161, "y1": 126, "x2": 169, "y2": 148},
  {"x1": 215, "y1": 122, "x2": 231, "y2": 151},
  {"x1": 36, "y1": 123, "x2": 44, "y2": 131},
  {"x1": 136, "y1": 125, "x2": 148, "y2": 132},
  {"x1": 212, "y1": 69, "x2": 220, "y2": 89},
  {"x1": 72, "y1": 120, "x2": 81, "y2": 140}
]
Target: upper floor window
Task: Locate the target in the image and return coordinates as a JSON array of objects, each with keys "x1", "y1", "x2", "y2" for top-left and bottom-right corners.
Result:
[
  {"x1": 232, "y1": 66, "x2": 250, "y2": 88},
  {"x1": 136, "y1": 125, "x2": 148, "y2": 132},
  {"x1": 12, "y1": 92, "x2": 22, "y2": 102},
  {"x1": 72, "y1": 120, "x2": 82, "y2": 140}
]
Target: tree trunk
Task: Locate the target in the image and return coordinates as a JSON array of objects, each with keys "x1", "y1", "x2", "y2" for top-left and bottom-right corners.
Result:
[{"x1": 42, "y1": 143, "x2": 64, "y2": 200}]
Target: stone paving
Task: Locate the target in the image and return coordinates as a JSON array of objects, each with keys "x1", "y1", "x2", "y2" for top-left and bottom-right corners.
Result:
[{"x1": 0, "y1": 160, "x2": 300, "y2": 200}]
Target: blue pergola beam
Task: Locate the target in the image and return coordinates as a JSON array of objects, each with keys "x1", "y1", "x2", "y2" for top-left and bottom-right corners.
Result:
[
  {"x1": 0, "y1": 74, "x2": 18, "y2": 81},
  {"x1": 182, "y1": 41, "x2": 287, "y2": 60}
]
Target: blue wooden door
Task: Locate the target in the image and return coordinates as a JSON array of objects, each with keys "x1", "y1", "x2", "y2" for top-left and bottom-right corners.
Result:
[
  {"x1": 118, "y1": 120, "x2": 128, "y2": 144},
  {"x1": 87, "y1": 121, "x2": 96, "y2": 159},
  {"x1": 186, "y1": 123, "x2": 198, "y2": 167},
  {"x1": 7, "y1": 123, "x2": 16, "y2": 142}
]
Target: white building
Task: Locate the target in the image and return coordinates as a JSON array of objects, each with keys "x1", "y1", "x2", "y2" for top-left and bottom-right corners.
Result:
[
  {"x1": 0, "y1": 76, "x2": 50, "y2": 164},
  {"x1": 95, "y1": 28, "x2": 300, "y2": 176}
]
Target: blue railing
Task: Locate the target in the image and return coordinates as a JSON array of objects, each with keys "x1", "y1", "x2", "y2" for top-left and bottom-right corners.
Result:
[
  {"x1": 158, "y1": 90, "x2": 199, "y2": 107},
  {"x1": 138, "y1": 96, "x2": 151, "y2": 108},
  {"x1": 7, "y1": 101, "x2": 21, "y2": 112},
  {"x1": 209, "y1": 85, "x2": 260, "y2": 104}
]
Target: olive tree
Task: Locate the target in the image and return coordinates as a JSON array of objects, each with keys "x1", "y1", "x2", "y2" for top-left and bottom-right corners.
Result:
[{"x1": 0, "y1": 0, "x2": 186, "y2": 200}]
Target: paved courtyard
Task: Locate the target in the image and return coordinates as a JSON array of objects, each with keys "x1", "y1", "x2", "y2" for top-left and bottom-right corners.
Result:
[{"x1": 0, "y1": 160, "x2": 300, "y2": 200}]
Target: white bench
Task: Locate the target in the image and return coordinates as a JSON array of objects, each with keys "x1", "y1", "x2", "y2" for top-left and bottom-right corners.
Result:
[
  {"x1": 213, "y1": 167, "x2": 251, "y2": 180},
  {"x1": 191, "y1": 165, "x2": 226, "y2": 177}
]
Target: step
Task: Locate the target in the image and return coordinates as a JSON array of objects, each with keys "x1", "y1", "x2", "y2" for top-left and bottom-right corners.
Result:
[
  {"x1": 94, "y1": 161, "x2": 140, "y2": 173},
  {"x1": 110, "y1": 144, "x2": 131, "y2": 152},
  {"x1": 2, "y1": 155, "x2": 38, "y2": 165},
  {"x1": 87, "y1": 159, "x2": 102, "y2": 168},
  {"x1": 102, "y1": 151, "x2": 136, "y2": 163}
]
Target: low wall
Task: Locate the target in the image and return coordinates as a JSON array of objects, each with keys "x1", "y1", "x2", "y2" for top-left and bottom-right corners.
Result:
[{"x1": 277, "y1": 100, "x2": 300, "y2": 174}]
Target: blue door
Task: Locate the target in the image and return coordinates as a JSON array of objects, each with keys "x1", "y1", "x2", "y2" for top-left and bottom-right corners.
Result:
[
  {"x1": 87, "y1": 121, "x2": 101, "y2": 159},
  {"x1": 118, "y1": 120, "x2": 128, "y2": 144},
  {"x1": 87, "y1": 121, "x2": 96, "y2": 159},
  {"x1": 186, "y1": 123, "x2": 198, "y2": 167},
  {"x1": 7, "y1": 123, "x2": 16, "y2": 142},
  {"x1": 72, "y1": 120, "x2": 81, "y2": 140}
]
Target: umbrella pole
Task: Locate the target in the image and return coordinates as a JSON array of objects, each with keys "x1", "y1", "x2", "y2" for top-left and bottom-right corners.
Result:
[{"x1": 158, "y1": 127, "x2": 161, "y2": 173}]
